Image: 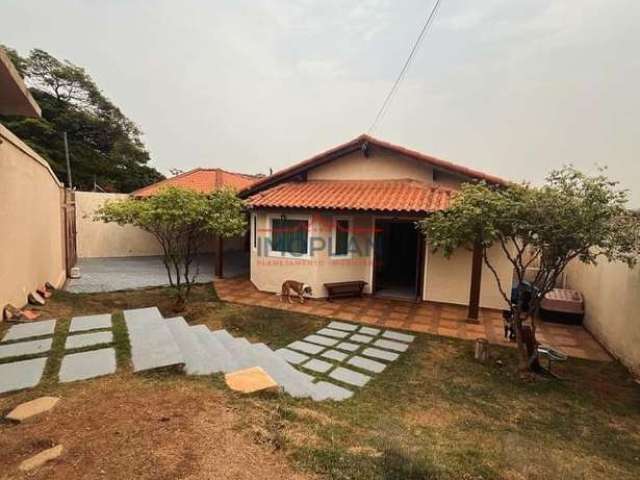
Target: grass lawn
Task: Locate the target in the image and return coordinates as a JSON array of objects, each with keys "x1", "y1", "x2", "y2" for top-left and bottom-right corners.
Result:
[{"x1": 1, "y1": 283, "x2": 639, "y2": 480}]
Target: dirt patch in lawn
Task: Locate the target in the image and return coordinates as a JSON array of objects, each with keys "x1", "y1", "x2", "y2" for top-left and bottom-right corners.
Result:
[{"x1": 0, "y1": 376, "x2": 313, "y2": 480}]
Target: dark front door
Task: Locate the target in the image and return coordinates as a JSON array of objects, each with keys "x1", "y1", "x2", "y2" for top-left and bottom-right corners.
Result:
[{"x1": 373, "y1": 220, "x2": 419, "y2": 300}]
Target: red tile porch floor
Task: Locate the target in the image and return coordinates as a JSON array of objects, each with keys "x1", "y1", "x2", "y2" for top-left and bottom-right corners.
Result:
[{"x1": 214, "y1": 277, "x2": 611, "y2": 362}]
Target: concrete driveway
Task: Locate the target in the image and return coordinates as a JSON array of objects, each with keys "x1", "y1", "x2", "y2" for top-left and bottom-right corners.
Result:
[{"x1": 65, "y1": 252, "x2": 249, "y2": 293}]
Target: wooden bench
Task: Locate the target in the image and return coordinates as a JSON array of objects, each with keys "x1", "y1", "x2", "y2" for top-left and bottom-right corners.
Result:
[{"x1": 324, "y1": 281, "x2": 367, "y2": 301}]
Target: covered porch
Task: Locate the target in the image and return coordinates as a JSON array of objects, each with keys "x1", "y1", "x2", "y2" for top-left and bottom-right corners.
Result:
[{"x1": 215, "y1": 276, "x2": 611, "y2": 362}]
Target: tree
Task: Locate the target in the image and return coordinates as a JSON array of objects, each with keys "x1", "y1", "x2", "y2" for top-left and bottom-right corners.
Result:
[
  {"x1": 419, "y1": 167, "x2": 640, "y2": 372},
  {"x1": 0, "y1": 46, "x2": 163, "y2": 192},
  {"x1": 96, "y1": 187, "x2": 247, "y2": 307}
]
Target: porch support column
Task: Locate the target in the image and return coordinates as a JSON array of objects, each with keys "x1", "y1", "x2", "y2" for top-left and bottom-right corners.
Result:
[
  {"x1": 467, "y1": 241, "x2": 483, "y2": 321},
  {"x1": 215, "y1": 235, "x2": 224, "y2": 278}
]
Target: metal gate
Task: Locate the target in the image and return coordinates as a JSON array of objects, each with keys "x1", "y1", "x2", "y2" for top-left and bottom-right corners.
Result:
[{"x1": 63, "y1": 189, "x2": 77, "y2": 274}]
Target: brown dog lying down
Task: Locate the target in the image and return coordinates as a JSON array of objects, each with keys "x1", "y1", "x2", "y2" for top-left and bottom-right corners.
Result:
[{"x1": 279, "y1": 280, "x2": 312, "y2": 304}]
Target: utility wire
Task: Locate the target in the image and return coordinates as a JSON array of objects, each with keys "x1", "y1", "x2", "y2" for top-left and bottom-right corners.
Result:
[{"x1": 368, "y1": 0, "x2": 444, "y2": 134}]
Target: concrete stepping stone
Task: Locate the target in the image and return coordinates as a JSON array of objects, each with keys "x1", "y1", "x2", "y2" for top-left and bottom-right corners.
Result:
[
  {"x1": 321, "y1": 349, "x2": 348, "y2": 362},
  {"x1": 124, "y1": 309, "x2": 184, "y2": 372},
  {"x1": 226, "y1": 337, "x2": 261, "y2": 372},
  {"x1": 350, "y1": 333, "x2": 374, "y2": 344},
  {"x1": 301, "y1": 358, "x2": 333, "y2": 373},
  {"x1": 250, "y1": 343, "x2": 316, "y2": 398},
  {"x1": 276, "y1": 348, "x2": 309, "y2": 365},
  {"x1": 316, "y1": 328, "x2": 350, "y2": 339},
  {"x1": 327, "y1": 321, "x2": 358, "y2": 332},
  {"x1": 209, "y1": 329, "x2": 246, "y2": 372},
  {"x1": 361, "y1": 347, "x2": 399, "y2": 362},
  {"x1": 166, "y1": 318, "x2": 210, "y2": 375},
  {"x1": 65, "y1": 331, "x2": 113, "y2": 350},
  {"x1": 311, "y1": 381, "x2": 353, "y2": 401},
  {"x1": 2, "y1": 319, "x2": 56, "y2": 342},
  {"x1": 225, "y1": 366, "x2": 279, "y2": 394},
  {"x1": 335, "y1": 341, "x2": 360, "y2": 352},
  {"x1": 69, "y1": 314, "x2": 112, "y2": 332},
  {"x1": 123, "y1": 307, "x2": 163, "y2": 323},
  {"x1": 359, "y1": 326, "x2": 381, "y2": 336},
  {"x1": 304, "y1": 334, "x2": 339, "y2": 347},
  {"x1": 59, "y1": 348, "x2": 116, "y2": 383},
  {"x1": 382, "y1": 330, "x2": 415, "y2": 343},
  {"x1": 0, "y1": 358, "x2": 47, "y2": 394},
  {"x1": 19, "y1": 445, "x2": 63, "y2": 472},
  {"x1": 347, "y1": 355, "x2": 387, "y2": 374},
  {"x1": 6, "y1": 396, "x2": 60, "y2": 422},
  {"x1": 0, "y1": 338, "x2": 52, "y2": 359},
  {"x1": 373, "y1": 339, "x2": 409, "y2": 352},
  {"x1": 287, "y1": 341, "x2": 325, "y2": 355},
  {"x1": 329, "y1": 366, "x2": 371, "y2": 387},
  {"x1": 191, "y1": 326, "x2": 235, "y2": 373}
]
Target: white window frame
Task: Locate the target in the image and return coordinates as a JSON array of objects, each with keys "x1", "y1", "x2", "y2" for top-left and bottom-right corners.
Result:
[
  {"x1": 331, "y1": 215, "x2": 354, "y2": 259},
  {"x1": 266, "y1": 213, "x2": 312, "y2": 259}
]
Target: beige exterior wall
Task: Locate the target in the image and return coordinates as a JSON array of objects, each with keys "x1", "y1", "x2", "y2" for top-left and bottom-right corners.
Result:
[
  {"x1": 306, "y1": 145, "x2": 464, "y2": 189},
  {"x1": 250, "y1": 210, "x2": 374, "y2": 297},
  {"x1": 76, "y1": 191, "x2": 245, "y2": 258},
  {"x1": 250, "y1": 208, "x2": 512, "y2": 309},
  {"x1": 566, "y1": 259, "x2": 640, "y2": 374},
  {"x1": 308, "y1": 146, "x2": 434, "y2": 183},
  {"x1": 76, "y1": 192, "x2": 164, "y2": 258},
  {"x1": 0, "y1": 124, "x2": 66, "y2": 308},
  {"x1": 424, "y1": 243, "x2": 512, "y2": 310}
]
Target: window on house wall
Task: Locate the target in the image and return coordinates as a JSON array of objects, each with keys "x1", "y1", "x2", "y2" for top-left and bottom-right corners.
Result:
[
  {"x1": 271, "y1": 218, "x2": 309, "y2": 255},
  {"x1": 334, "y1": 218, "x2": 351, "y2": 256}
]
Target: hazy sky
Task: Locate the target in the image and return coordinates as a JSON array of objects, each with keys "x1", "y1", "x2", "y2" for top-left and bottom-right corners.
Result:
[{"x1": 3, "y1": 0, "x2": 639, "y2": 204}]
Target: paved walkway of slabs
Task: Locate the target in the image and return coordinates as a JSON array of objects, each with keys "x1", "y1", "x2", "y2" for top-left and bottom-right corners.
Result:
[
  {"x1": 0, "y1": 313, "x2": 414, "y2": 402},
  {"x1": 277, "y1": 321, "x2": 414, "y2": 394}
]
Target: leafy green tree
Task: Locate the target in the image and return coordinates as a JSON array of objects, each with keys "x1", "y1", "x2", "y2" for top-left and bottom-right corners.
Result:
[
  {"x1": 0, "y1": 46, "x2": 163, "y2": 192},
  {"x1": 96, "y1": 187, "x2": 246, "y2": 306},
  {"x1": 420, "y1": 167, "x2": 640, "y2": 372}
]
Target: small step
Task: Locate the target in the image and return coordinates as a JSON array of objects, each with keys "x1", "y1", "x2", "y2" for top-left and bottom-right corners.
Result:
[
  {"x1": 250, "y1": 343, "x2": 316, "y2": 398},
  {"x1": 166, "y1": 318, "x2": 210, "y2": 375},
  {"x1": 124, "y1": 308, "x2": 184, "y2": 373},
  {"x1": 210, "y1": 330, "x2": 254, "y2": 371},
  {"x1": 190, "y1": 325, "x2": 235, "y2": 373}
]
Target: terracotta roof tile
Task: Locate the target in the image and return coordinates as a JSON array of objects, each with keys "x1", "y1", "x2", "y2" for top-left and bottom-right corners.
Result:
[
  {"x1": 240, "y1": 134, "x2": 506, "y2": 197},
  {"x1": 133, "y1": 168, "x2": 257, "y2": 197},
  {"x1": 247, "y1": 179, "x2": 455, "y2": 213}
]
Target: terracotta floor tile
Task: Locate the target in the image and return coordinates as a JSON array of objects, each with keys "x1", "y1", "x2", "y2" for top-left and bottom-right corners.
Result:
[
  {"x1": 382, "y1": 320, "x2": 405, "y2": 329},
  {"x1": 213, "y1": 278, "x2": 611, "y2": 362},
  {"x1": 439, "y1": 319, "x2": 463, "y2": 330},
  {"x1": 413, "y1": 315, "x2": 432, "y2": 325},
  {"x1": 437, "y1": 327, "x2": 459, "y2": 338},
  {"x1": 408, "y1": 323, "x2": 429, "y2": 333}
]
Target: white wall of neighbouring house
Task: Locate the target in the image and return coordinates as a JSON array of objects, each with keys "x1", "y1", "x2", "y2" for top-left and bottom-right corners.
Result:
[
  {"x1": 565, "y1": 259, "x2": 640, "y2": 375},
  {"x1": 0, "y1": 123, "x2": 66, "y2": 308},
  {"x1": 76, "y1": 191, "x2": 164, "y2": 258},
  {"x1": 76, "y1": 191, "x2": 245, "y2": 258}
]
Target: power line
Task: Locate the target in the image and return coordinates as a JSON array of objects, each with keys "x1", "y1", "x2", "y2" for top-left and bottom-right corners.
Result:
[{"x1": 368, "y1": 0, "x2": 444, "y2": 134}]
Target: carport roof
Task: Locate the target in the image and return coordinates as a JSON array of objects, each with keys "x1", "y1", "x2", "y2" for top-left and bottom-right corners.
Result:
[{"x1": 0, "y1": 48, "x2": 41, "y2": 118}]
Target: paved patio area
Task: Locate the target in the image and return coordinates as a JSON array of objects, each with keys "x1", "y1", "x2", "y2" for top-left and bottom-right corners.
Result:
[
  {"x1": 66, "y1": 252, "x2": 249, "y2": 293},
  {"x1": 214, "y1": 277, "x2": 611, "y2": 362}
]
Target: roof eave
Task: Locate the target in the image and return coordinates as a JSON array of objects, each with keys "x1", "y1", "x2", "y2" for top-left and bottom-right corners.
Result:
[{"x1": 0, "y1": 48, "x2": 41, "y2": 118}]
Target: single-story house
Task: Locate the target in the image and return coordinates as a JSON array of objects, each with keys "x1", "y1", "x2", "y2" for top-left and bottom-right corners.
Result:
[{"x1": 239, "y1": 134, "x2": 514, "y2": 315}]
